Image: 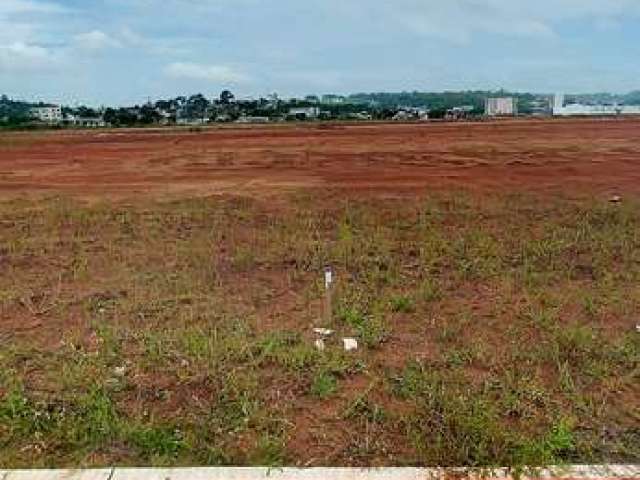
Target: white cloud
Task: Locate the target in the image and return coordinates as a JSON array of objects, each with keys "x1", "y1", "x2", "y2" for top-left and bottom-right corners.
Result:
[
  {"x1": 119, "y1": 27, "x2": 146, "y2": 46},
  {"x1": 0, "y1": 0, "x2": 67, "y2": 73},
  {"x1": 0, "y1": 0, "x2": 65, "y2": 44},
  {"x1": 0, "y1": 0, "x2": 64, "y2": 15},
  {"x1": 165, "y1": 62, "x2": 249, "y2": 83},
  {"x1": 0, "y1": 41, "x2": 60, "y2": 72},
  {"x1": 4, "y1": 0, "x2": 640, "y2": 102},
  {"x1": 74, "y1": 30, "x2": 122, "y2": 50},
  {"x1": 119, "y1": 26, "x2": 188, "y2": 55},
  {"x1": 386, "y1": 1, "x2": 559, "y2": 43},
  {"x1": 320, "y1": 0, "x2": 639, "y2": 43},
  {"x1": 278, "y1": 70, "x2": 344, "y2": 90}
]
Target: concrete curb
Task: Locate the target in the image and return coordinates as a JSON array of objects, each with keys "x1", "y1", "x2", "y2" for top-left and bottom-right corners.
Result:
[
  {"x1": 1, "y1": 466, "x2": 639, "y2": 480},
  {"x1": 0, "y1": 471, "x2": 112, "y2": 480}
]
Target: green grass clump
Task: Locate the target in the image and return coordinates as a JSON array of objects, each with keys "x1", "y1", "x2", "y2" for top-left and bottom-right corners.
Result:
[
  {"x1": 128, "y1": 425, "x2": 187, "y2": 459},
  {"x1": 389, "y1": 295, "x2": 415, "y2": 313},
  {"x1": 310, "y1": 371, "x2": 338, "y2": 399}
]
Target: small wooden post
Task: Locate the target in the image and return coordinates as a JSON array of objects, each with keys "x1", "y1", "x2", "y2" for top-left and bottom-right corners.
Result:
[{"x1": 323, "y1": 266, "x2": 333, "y2": 325}]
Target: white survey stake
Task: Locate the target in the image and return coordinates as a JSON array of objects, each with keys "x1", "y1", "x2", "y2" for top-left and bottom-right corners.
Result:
[{"x1": 324, "y1": 267, "x2": 333, "y2": 289}]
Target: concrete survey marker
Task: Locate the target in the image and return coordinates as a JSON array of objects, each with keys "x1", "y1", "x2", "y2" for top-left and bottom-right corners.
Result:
[{"x1": 1, "y1": 466, "x2": 639, "y2": 480}]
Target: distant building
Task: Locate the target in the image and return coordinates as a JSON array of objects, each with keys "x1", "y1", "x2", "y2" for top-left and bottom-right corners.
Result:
[
  {"x1": 157, "y1": 109, "x2": 174, "y2": 125},
  {"x1": 553, "y1": 93, "x2": 640, "y2": 116},
  {"x1": 67, "y1": 115, "x2": 106, "y2": 128},
  {"x1": 236, "y1": 116, "x2": 270, "y2": 124},
  {"x1": 553, "y1": 93, "x2": 565, "y2": 114},
  {"x1": 321, "y1": 95, "x2": 346, "y2": 105},
  {"x1": 214, "y1": 114, "x2": 234, "y2": 123},
  {"x1": 288, "y1": 106, "x2": 320, "y2": 120},
  {"x1": 392, "y1": 108, "x2": 429, "y2": 121},
  {"x1": 31, "y1": 105, "x2": 63, "y2": 124},
  {"x1": 529, "y1": 97, "x2": 553, "y2": 116},
  {"x1": 177, "y1": 117, "x2": 209, "y2": 125},
  {"x1": 176, "y1": 106, "x2": 209, "y2": 125},
  {"x1": 392, "y1": 110, "x2": 412, "y2": 121},
  {"x1": 346, "y1": 111, "x2": 373, "y2": 120},
  {"x1": 446, "y1": 105, "x2": 474, "y2": 120},
  {"x1": 485, "y1": 97, "x2": 517, "y2": 116}
]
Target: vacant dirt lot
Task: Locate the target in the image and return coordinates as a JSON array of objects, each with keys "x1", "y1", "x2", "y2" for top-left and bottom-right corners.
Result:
[
  {"x1": 1, "y1": 119, "x2": 640, "y2": 198},
  {"x1": 0, "y1": 119, "x2": 638, "y2": 468}
]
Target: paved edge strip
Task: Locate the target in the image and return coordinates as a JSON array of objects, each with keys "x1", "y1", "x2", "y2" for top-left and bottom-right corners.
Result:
[
  {"x1": 1, "y1": 466, "x2": 639, "y2": 480},
  {"x1": 2, "y1": 469, "x2": 112, "y2": 480}
]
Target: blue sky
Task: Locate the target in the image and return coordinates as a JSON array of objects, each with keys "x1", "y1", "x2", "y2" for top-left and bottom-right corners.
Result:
[{"x1": 1, "y1": 0, "x2": 639, "y2": 105}]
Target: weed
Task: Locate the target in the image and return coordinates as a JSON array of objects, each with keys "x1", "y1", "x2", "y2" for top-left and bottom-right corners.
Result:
[
  {"x1": 310, "y1": 371, "x2": 338, "y2": 399},
  {"x1": 73, "y1": 387, "x2": 120, "y2": 445},
  {"x1": 495, "y1": 372, "x2": 549, "y2": 420},
  {"x1": 436, "y1": 313, "x2": 470, "y2": 344},
  {"x1": 419, "y1": 277, "x2": 442, "y2": 303},
  {"x1": 257, "y1": 331, "x2": 319, "y2": 370},
  {"x1": 338, "y1": 305, "x2": 388, "y2": 348},
  {"x1": 515, "y1": 419, "x2": 576, "y2": 465},
  {"x1": 451, "y1": 229, "x2": 502, "y2": 281},
  {"x1": 0, "y1": 389, "x2": 58, "y2": 438},
  {"x1": 344, "y1": 397, "x2": 386, "y2": 424},
  {"x1": 249, "y1": 434, "x2": 287, "y2": 467},
  {"x1": 389, "y1": 295, "x2": 415, "y2": 313},
  {"x1": 581, "y1": 293, "x2": 601, "y2": 319},
  {"x1": 128, "y1": 425, "x2": 187, "y2": 459},
  {"x1": 444, "y1": 346, "x2": 480, "y2": 368}
]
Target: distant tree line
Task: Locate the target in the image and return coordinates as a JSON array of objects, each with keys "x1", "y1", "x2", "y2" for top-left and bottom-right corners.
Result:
[
  {"x1": 3, "y1": 89, "x2": 640, "y2": 129},
  {"x1": 0, "y1": 95, "x2": 32, "y2": 127},
  {"x1": 348, "y1": 90, "x2": 640, "y2": 113},
  {"x1": 348, "y1": 90, "x2": 490, "y2": 110}
]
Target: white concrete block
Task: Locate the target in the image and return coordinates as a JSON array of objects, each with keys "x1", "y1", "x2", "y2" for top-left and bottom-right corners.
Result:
[{"x1": 343, "y1": 338, "x2": 358, "y2": 351}]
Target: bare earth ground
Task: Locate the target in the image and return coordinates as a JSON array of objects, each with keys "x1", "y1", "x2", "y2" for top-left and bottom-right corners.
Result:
[
  {"x1": 1, "y1": 118, "x2": 640, "y2": 198},
  {"x1": 0, "y1": 119, "x2": 638, "y2": 468}
]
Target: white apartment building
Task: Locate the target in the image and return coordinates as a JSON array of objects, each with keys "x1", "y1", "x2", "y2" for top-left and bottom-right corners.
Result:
[
  {"x1": 485, "y1": 97, "x2": 517, "y2": 116},
  {"x1": 31, "y1": 105, "x2": 63, "y2": 123}
]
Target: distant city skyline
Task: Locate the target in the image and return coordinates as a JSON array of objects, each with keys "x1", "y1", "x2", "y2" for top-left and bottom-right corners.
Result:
[{"x1": 1, "y1": 0, "x2": 640, "y2": 106}]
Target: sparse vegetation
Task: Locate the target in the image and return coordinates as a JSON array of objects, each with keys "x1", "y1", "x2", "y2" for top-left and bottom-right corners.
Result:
[{"x1": 0, "y1": 191, "x2": 638, "y2": 467}]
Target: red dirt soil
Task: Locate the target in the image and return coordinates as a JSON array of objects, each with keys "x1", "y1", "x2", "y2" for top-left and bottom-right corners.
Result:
[{"x1": 1, "y1": 118, "x2": 640, "y2": 199}]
